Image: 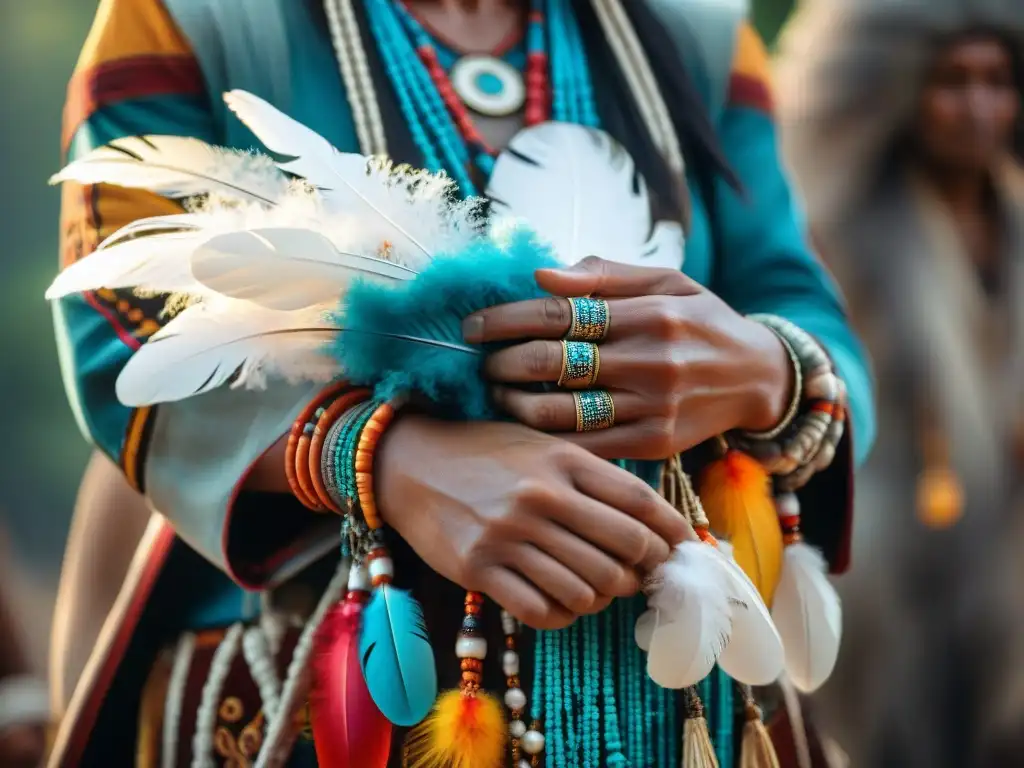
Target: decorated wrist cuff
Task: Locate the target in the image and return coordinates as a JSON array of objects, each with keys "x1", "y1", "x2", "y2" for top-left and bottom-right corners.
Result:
[{"x1": 736, "y1": 314, "x2": 847, "y2": 491}]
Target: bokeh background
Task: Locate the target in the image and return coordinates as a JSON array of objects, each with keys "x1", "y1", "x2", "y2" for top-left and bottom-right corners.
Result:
[{"x1": 0, "y1": 0, "x2": 798, "y2": 677}]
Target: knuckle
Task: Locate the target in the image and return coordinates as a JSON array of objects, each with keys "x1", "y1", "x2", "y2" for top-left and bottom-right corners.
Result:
[
  {"x1": 594, "y1": 562, "x2": 636, "y2": 597},
  {"x1": 648, "y1": 303, "x2": 684, "y2": 340},
  {"x1": 527, "y1": 398, "x2": 562, "y2": 430},
  {"x1": 617, "y1": 525, "x2": 651, "y2": 566},
  {"x1": 523, "y1": 342, "x2": 556, "y2": 378},
  {"x1": 511, "y1": 478, "x2": 558, "y2": 511},
  {"x1": 577, "y1": 254, "x2": 607, "y2": 274},
  {"x1": 543, "y1": 297, "x2": 571, "y2": 328}
]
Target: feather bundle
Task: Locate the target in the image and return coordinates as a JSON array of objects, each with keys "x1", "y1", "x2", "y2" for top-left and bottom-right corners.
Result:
[
  {"x1": 771, "y1": 542, "x2": 842, "y2": 693},
  {"x1": 640, "y1": 540, "x2": 784, "y2": 690},
  {"x1": 310, "y1": 597, "x2": 392, "y2": 768},
  {"x1": 403, "y1": 689, "x2": 506, "y2": 768}
]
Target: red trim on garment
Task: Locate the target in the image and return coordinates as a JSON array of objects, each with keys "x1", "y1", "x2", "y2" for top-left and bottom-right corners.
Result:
[
  {"x1": 82, "y1": 292, "x2": 143, "y2": 352},
  {"x1": 58, "y1": 522, "x2": 176, "y2": 767},
  {"x1": 63, "y1": 54, "x2": 205, "y2": 151},
  {"x1": 726, "y1": 73, "x2": 774, "y2": 114}
]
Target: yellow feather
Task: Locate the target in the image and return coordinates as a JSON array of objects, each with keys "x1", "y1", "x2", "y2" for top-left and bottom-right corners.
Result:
[
  {"x1": 403, "y1": 689, "x2": 506, "y2": 768},
  {"x1": 700, "y1": 451, "x2": 783, "y2": 605}
]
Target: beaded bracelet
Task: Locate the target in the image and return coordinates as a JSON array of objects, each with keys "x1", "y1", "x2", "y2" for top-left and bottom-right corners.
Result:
[
  {"x1": 355, "y1": 400, "x2": 399, "y2": 530},
  {"x1": 285, "y1": 382, "x2": 349, "y2": 511},
  {"x1": 736, "y1": 314, "x2": 847, "y2": 492},
  {"x1": 307, "y1": 388, "x2": 371, "y2": 513}
]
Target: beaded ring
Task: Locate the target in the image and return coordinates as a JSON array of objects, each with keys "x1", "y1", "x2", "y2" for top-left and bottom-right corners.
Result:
[
  {"x1": 565, "y1": 297, "x2": 610, "y2": 342},
  {"x1": 573, "y1": 389, "x2": 615, "y2": 432},
  {"x1": 285, "y1": 382, "x2": 349, "y2": 511},
  {"x1": 557, "y1": 340, "x2": 600, "y2": 389}
]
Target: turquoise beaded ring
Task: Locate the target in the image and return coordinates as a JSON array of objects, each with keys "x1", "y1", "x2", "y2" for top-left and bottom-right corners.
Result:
[
  {"x1": 558, "y1": 340, "x2": 600, "y2": 389},
  {"x1": 573, "y1": 390, "x2": 615, "y2": 431},
  {"x1": 565, "y1": 297, "x2": 610, "y2": 342}
]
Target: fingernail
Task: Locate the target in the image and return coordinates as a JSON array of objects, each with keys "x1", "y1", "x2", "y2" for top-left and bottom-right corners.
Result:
[{"x1": 462, "y1": 314, "x2": 484, "y2": 342}]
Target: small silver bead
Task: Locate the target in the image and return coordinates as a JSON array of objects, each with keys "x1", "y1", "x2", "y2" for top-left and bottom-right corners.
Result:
[{"x1": 509, "y1": 719, "x2": 527, "y2": 738}]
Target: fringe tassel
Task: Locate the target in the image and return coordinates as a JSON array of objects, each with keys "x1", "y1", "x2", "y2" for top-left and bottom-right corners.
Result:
[
  {"x1": 739, "y1": 688, "x2": 780, "y2": 768},
  {"x1": 682, "y1": 687, "x2": 719, "y2": 768}
]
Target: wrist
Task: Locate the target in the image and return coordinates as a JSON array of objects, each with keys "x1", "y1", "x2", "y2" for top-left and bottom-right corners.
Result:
[{"x1": 736, "y1": 319, "x2": 798, "y2": 434}]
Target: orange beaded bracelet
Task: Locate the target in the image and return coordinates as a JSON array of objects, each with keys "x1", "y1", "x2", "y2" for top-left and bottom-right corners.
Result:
[
  {"x1": 354, "y1": 400, "x2": 398, "y2": 530},
  {"x1": 285, "y1": 382, "x2": 348, "y2": 511},
  {"x1": 308, "y1": 388, "x2": 371, "y2": 514}
]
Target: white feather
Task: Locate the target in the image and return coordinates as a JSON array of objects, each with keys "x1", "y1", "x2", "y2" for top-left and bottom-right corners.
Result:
[
  {"x1": 635, "y1": 608, "x2": 657, "y2": 652},
  {"x1": 646, "y1": 541, "x2": 733, "y2": 689},
  {"x1": 224, "y1": 90, "x2": 479, "y2": 267},
  {"x1": 714, "y1": 548, "x2": 786, "y2": 686},
  {"x1": 50, "y1": 135, "x2": 288, "y2": 205},
  {"x1": 189, "y1": 227, "x2": 417, "y2": 312},
  {"x1": 45, "y1": 230, "x2": 208, "y2": 300},
  {"x1": 115, "y1": 302, "x2": 338, "y2": 406},
  {"x1": 485, "y1": 122, "x2": 685, "y2": 270},
  {"x1": 771, "y1": 542, "x2": 842, "y2": 693}
]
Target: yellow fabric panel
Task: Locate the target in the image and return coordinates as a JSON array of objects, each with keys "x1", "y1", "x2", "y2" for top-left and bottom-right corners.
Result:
[{"x1": 76, "y1": 0, "x2": 190, "y2": 71}]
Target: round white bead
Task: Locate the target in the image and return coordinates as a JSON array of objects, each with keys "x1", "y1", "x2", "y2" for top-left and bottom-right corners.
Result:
[
  {"x1": 502, "y1": 650, "x2": 520, "y2": 677},
  {"x1": 509, "y1": 719, "x2": 526, "y2": 738},
  {"x1": 519, "y1": 761, "x2": 531, "y2": 768},
  {"x1": 504, "y1": 687, "x2": 527, "y2": 711},
  {"x1": 455, "y1": 636, "x2": 488, "y2": 660},
  {"x1": 347, "y1": 564, "x2": 370, "y2": 592},
  {"x1": 368, "y1": 556, "x2": 393, "y2": 581},
  {"x1": 522, "y1": 730, "x2": 545, "y2": 755}
]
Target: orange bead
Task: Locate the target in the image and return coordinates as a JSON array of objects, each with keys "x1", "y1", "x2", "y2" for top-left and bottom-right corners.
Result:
[{"x1": 285, "y1": 382, "x2": 348, "y2": 510}]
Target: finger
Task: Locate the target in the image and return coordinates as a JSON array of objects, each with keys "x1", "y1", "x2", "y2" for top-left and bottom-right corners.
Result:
[
  {"x1": 502, "y1": 543, "x2": 604, "y2": 616},
  {"x1": 528, "y1": 518, "x2": 641, "y2": 598},
  {"x1": 559, "y1": 420, "x2": 700, "y2": 461},
  {"x1": 545, "y1": 490, "x2": 670, "y2": 571},
  {"x1": 484, "y1": 340, "x2": 635, "y2": 388},
  {"x1": 492, "y1": 386, "x2": 646, "y2": 432},
  {"x1": 570, "y1": 457, "x2": 695, "y2": 562},
  {"x1": 535, "y1": 255, "x2": 703, "y2": 299},
  {"x1": 463, "y1": 296, "x2": 573, "y2": 343},
  {"x1": 478, "y1": 566, "x2": 575, "y2": 630}
]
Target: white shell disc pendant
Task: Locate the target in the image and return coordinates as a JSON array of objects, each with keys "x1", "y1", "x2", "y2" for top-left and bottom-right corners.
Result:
[{"x1": 450, "y1": 55, "x2": 526, "y2": 117}]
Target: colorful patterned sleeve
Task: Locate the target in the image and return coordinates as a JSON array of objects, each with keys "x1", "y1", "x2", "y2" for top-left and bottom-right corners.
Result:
[
  {"x1": 710, "y1": 23, "x2": 876, "y2": 572},
  {"x1": 56, "y1": 0, "x2": 334, "y2": 587}
]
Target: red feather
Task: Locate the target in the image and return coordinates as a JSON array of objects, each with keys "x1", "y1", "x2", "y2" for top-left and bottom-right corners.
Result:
[{"x1": 310, "y1": 596, "x2": 393, "y2": 767}]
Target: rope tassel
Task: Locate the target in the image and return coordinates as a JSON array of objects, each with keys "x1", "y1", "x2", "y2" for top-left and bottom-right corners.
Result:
[
  {"x1": 682, "y1": 688, "x2": 719, "y2": 768},
  {"x1": 738, "y1": 687, "x2": 780, "y2": 768}
]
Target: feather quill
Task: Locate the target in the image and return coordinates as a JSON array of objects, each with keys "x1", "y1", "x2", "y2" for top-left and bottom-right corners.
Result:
[
  {"x1": 771, "y1": 543, "x2": 842, "y2": 693},
  {"x1": 484, "y1": 123, "x2": 684, "y2": 270},
  {"x1": 310, "y1": 598, "x2": 392, "y2": 768},
  {"x1": 50, "y1": 135, "x2": 288, "y2": 205},
  {"x1": 115, "y1": 302, "x2": 337, "y2": 406},
  {"x1": 190, "y1": 228, "x2": 417, "y2": 312},
  {"x1": 358, "y1": 585, "x2": 438, "y2": 727}
]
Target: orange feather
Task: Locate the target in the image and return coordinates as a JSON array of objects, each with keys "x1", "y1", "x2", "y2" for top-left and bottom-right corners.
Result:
[{"x1": 700, "y1": 451, "x2": 783, "y2": 605}]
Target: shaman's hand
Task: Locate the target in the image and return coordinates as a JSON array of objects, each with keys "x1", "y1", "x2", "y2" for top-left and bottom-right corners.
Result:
[
  {"x1": 464, "y1": 256, "x2": 794, "y2": 460},
  {"x1": 375, "y1": 415, "x2": 693, "y2": 629}
]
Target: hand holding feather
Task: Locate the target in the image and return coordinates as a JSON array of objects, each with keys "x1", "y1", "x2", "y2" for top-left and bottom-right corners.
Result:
[
  {"x1": 466, "y1": 257, "x2": 795, "y2": 459},
  {"x1": 373, "y1": 414, "x2": 693, "y2": 629}
]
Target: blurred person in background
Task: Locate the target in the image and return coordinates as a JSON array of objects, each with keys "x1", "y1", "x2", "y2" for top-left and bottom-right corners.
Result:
[
  {"x1": 776, "y1": 0, "x2": 1024, "y2": 765},
  {"x1": 0, "y1": 550, "x2": 49, "y2": 768}
]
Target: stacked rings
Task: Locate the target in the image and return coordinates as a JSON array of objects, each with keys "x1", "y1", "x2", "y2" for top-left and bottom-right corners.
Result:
[
  {"x1": 574, "y1": 390, "x2": 615, "y2": 432},
  {"x1": 565, "y1": 297, "x2": 610, "y2": 342},
  {"x1": 558, "y1": 340, "x2": 600, "y2": 389}
]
